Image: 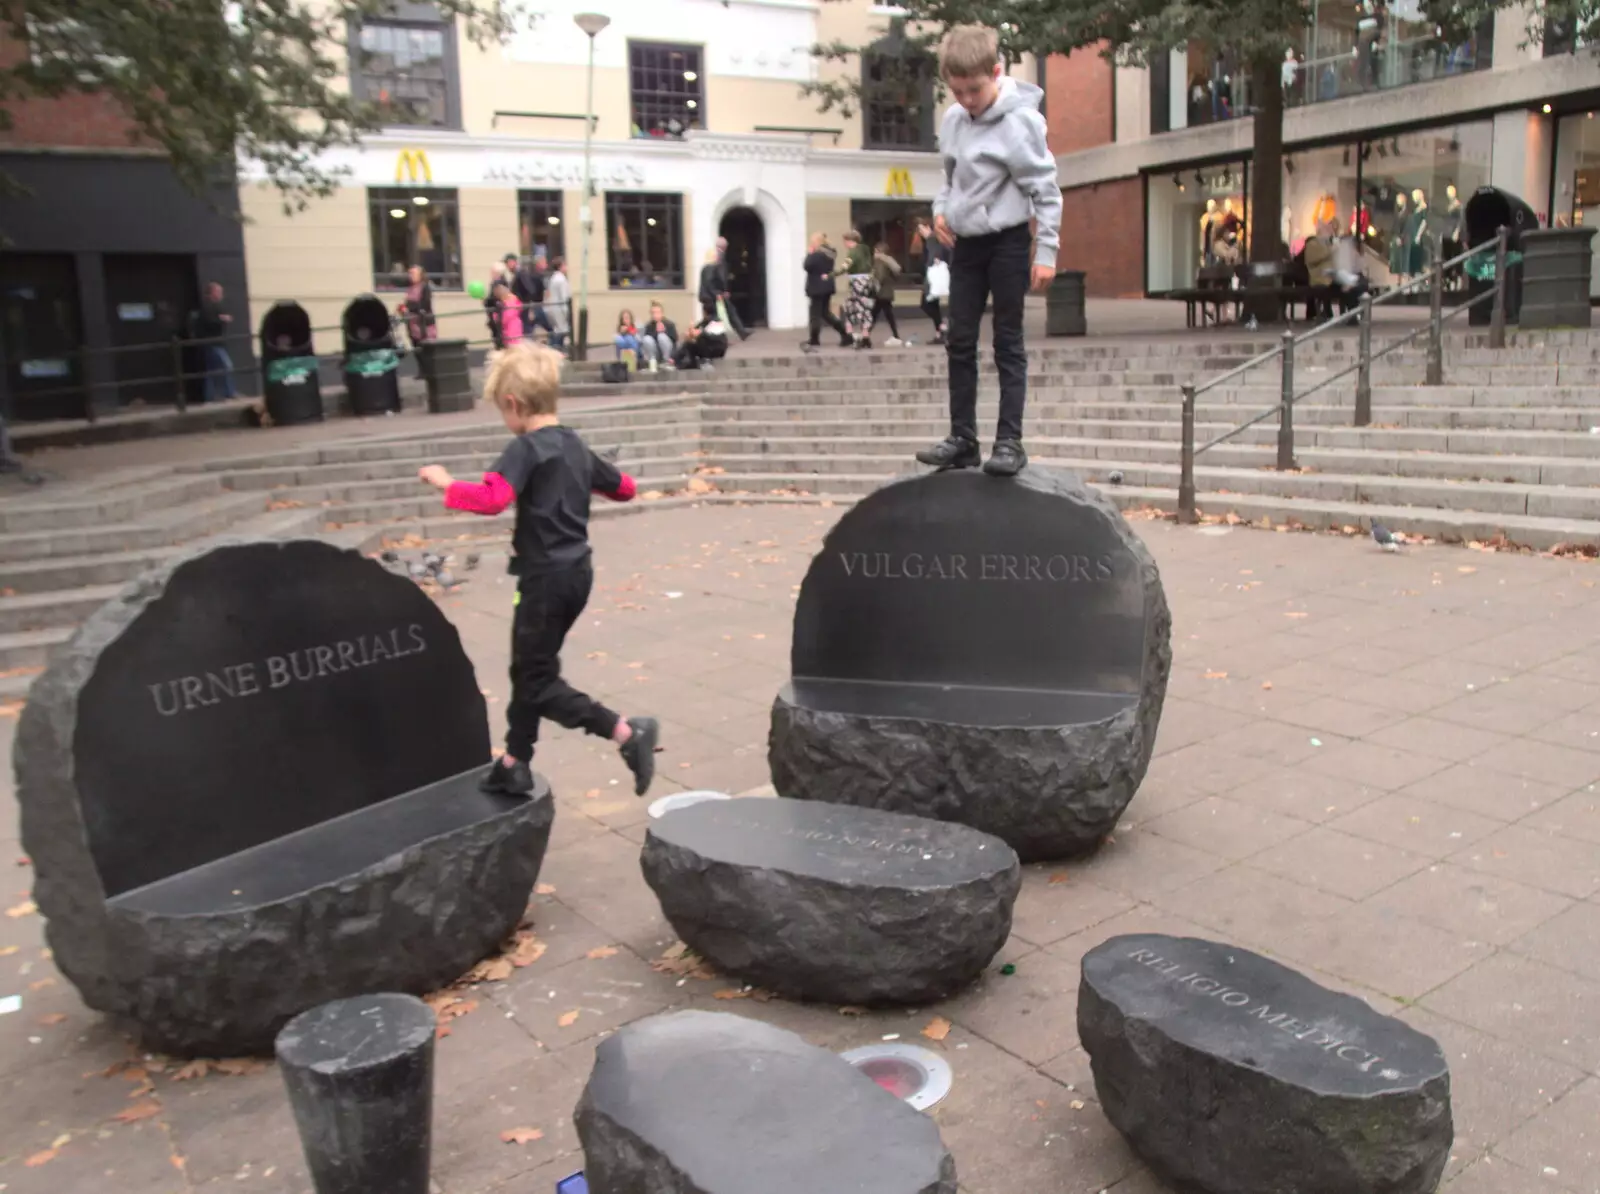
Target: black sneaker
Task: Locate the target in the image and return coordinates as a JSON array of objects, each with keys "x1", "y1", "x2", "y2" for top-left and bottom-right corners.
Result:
[
  {"x1": 983, "y1": 440, "x2": 1028, "y2": 477},
  {"x1": 915, "y1": 435, "x2": 982, "y2": 471},
  {"x1": 620, "y1": 717, "x2": 660, "y2": 796},
  {"x1": 856, "y1": 337, "x2": 872, "y2": 350},
  {"x1": 481, "y1": 756, "x2": 535, "y2": 795},
  {"x1": 838, "y1": 333, "x2": 853, "y2": 348}
]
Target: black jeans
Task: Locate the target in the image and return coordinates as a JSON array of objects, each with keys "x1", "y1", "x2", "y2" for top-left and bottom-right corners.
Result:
[
  {"x1": 507, "y1": 564, "x2": 618, "y2": 762},
  {"x1": 807, "y1": 294, "x2": 846, "y2": 344},
  {"x1": 947, "y1": 222, "x2": 1031, "y2": 444},
  {"x1": 920, "y1": 294, "x2": 943, "y2": 333},
  {"x1": 871, "y1": 297, "x2": 900, "y2": 339}
]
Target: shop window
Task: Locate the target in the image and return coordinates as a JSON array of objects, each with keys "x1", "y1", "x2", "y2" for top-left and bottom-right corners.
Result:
[
  {"x1": 1298, "y1": 9, "x2": 1492, "y2": 105},
  {"x1": 1553, "y1": 111, "x2": 1600, "y2": 296},
  {"x1": 1145, "y1": 163, "x2": 1249, "y2": 292},
  {"x1": 850, "y1": 199, "x2": 925, "y2": 286},
  {"x1": 630, "y1": 43, "x2": 704, "y2": 140},
  {"x1": 350, "y1": 18, "x2": 460, "y2": 129},
  {"x1": 1357, "y1": 124, "x2": 1489, "y2": 285},
  {"x1": 519, "y1": 190, "x2": 566, "y2": 264},
  {"x1": 606, "y1": 192, "x2": 684, "y2": 289},
  {"x1": 862, "y1": 23, "x2": 936, "y2": 151},
  {"x1": 368, "y1": 187, "x2": 462, "y2": 290}
]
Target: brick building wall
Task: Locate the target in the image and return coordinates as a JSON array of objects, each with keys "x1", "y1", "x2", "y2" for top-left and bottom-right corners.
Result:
[
  {"x1": 1044, "y1": 45, "x2": 1113, "y2": 156},
  {"x1": 0, "y1": 36, "x2": 142, "y2": 150},
  {"x1": 1057, "y1": 176, "x2": 1143, "y2": 297}
]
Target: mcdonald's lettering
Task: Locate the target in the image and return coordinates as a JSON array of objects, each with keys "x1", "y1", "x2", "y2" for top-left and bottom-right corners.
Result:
[
  {"x1": 885, "y1": 167, "x2": 914, "y2": 197},
  {"x1": 395, "y1": 149, "x2": 433, "y2": 183}
]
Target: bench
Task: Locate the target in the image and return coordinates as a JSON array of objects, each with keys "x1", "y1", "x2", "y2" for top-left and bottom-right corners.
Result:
[{"x1": 17, "y1": 539, "x2": 554, "y2": 1055}]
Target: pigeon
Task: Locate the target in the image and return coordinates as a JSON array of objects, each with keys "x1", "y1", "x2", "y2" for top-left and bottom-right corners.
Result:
[
  {"x1": 435, "y1": 569, "x2": 457, "y2": 589},
  {"x1": 464, "y1": 554, "x2": 481, "y2": 571},
  {"x1": 407, "y1": 561, "x2": 430, "y2": 579},
  {"x1": 598, "y1": 445, "x2": 622, "y2": 464},
  {"x1": 380, "y1": 549, "x2": 400, "y2": 564},
  {"x1": 1108, "y1": 469, "x2": 1124, "y2": 486},
  {"x1": 422, "y1": 552, "x2": 443, "y2": 572},
  {"x1": 1371, "y1": 523, "x2": 1401, "y2": 552}
]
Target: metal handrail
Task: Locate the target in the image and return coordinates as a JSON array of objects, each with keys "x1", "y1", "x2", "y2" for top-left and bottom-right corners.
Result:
[{"x1": 1176, "y1": 226, "x2": 1512, "y2": 521}]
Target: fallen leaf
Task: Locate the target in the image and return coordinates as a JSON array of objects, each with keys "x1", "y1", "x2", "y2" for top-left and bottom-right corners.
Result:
[
  {"x1": 25, "y1": 1148, "x2": 58, "y2": 1167},
  {"x1": 5, "y1": 899, "x2": 37, "y2": 918},
  {"x1": 508, "y1": 934, "x2": 547, "y2": 967},
  {"x1": 1261, "y1": 681, "x2": 1274, "y2": 690},
  {"x1": 0, "y1": 944, "x2": 16, "y2": 955},
  {"x1": 501, "y1": 1126, "x2": 545, "y2": 1145},
  {"x1": 587, "y1": 946, "x2": 619, "y2": 960},
  {"x1": 922, "y1": 1016, "x2": 952, "y2": 1041},
  {"x1": 1070, "y1": 1099, "x2": 1086, "y2": 1110},
  {"x1": 535, "y1": 884, "x2": 557, "y2": 895},
  {"x1": 29, "y1": 977, "x2": 55, "y2": 991},
  {"x1": 37, "y1": 1012, "x2": 67, "y2": 1026},
  {"x1": 1047, "y1": 872, "x2": 1069, "y2": 885},
  {"x1": 113, "y1": 1101, "x2": 162, "y2": 1123},
  {"x1": 1458, "y1": 566, "x2": 1477, "y2": 574},
  {"x1": 1203, "y1": 671, "x2": 1229, "y2": 680},
  {"x1": 713, "y1": 988, "x2": 750, "y2": 1000},
  {"x1": 1283, "y1": 611, "x2": 1309, "y2": 619},
  {"x1": 170, "y1": 1154, "x2": 187, "y2": 1171},
  {"x1": 558, "y1": 1009, "x2": 581, "y2": 1027},
  {"x1": 583, "y1": 788, "x2": 600, "y2": 799},
  {"x1": 213, "y1": 1058, "x2": 269, "y2": 1076},
  {"x1": 468, "y1": 957, "x2": 515, "y2": 983}
]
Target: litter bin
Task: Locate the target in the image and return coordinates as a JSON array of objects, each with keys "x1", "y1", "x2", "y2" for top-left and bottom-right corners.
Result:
[
  {"x1": 418, "y1": 338, "x2": 474, "y2": 413},
  {"x1": 341, "y1": 294, "x2": 402, "y2": 415},
  {"x1": 1046, "y1": 270, "x2": 1087, "y2": 336},
  {"x1": 1517, "y1": 226, "x2": 1596, "y2": 329},
  {"x1": 258, "y1": 301, "x2": 323, "y2": 425},
  {"x1": 1463, "y1": 186, "x2": 1536, "y2": 327}
]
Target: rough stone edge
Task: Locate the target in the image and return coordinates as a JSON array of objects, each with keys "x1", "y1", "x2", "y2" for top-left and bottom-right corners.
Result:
[{"x1": 14, "y1": 536, "x2": 488, "y2": 1020}]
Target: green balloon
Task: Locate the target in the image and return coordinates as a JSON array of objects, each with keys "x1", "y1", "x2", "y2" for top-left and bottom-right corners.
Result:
[{"x1": 466, "y1": 280, "x2": 487, "y2": 299}]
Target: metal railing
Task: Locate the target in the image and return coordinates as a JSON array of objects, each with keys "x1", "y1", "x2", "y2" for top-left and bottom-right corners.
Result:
[
  {"x1": 11, "y1": 300, "x2": 578, "y2": 425},
  {"x1": 1175, "y1": 226, "x2": 1512, "y2": 521}
]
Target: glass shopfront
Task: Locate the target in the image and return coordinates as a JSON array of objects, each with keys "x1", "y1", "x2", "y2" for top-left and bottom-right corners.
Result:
[
  {"x1": 1552, "y1": 110, "x2": 1600, "y2": 296},
  {"x1": 1145, "y1": 118, "x2": 1493, "y2": 294}
]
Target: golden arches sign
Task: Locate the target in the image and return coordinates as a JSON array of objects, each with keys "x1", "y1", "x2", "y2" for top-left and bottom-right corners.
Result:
[
  {"x1": 885, "y1": 167, "x2": 915, "y2": 197},
  {"x1": 395, "y1": 149, "x2": 433, "y2": 183}
]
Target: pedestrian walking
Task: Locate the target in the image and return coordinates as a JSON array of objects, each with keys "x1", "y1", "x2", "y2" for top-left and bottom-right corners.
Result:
[
  {"x1": 801, "y1": 233, "x2": 849, "y2": 350},
  {"x1": 915, "y1": 214, "x2": 951, "y2": 344},
  {"x1": 545, "y1": 258, "x2": 571, "y2": 351},
  {"x1": 192, "y1": 281, "x2": 237, "y2": 402},
  {"x1": 837, "y1": 230, "x2": 876, "y2": 348},
  {"x1": 870, "y1": 242, "x2": 904, "y2": 345}
]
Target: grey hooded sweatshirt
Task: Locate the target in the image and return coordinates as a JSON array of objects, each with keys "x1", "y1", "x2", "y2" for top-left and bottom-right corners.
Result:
[{"x1": 933, "y1": 76, "x2": 1062, "y2": 270}]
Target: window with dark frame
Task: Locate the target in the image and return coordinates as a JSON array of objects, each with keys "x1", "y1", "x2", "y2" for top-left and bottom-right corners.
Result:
[
  {"x1": 518, "y1": 190, "x2": 566, "y2": 263},
  {"x1": 368, "y1": 187, "x2": 463, "y2": 290},
  {"x1": 629, "y1": 42, "x2": 704, "y2": 140},
  {"x1": 605, "y1": 192, "x2": 685, "y2": 289},
  {"x1": 351, "y1": 19, "x2": 458, "y2": 129},
  {"x1": 862, "y1": 24, "x2": 936, "y2": 151}
]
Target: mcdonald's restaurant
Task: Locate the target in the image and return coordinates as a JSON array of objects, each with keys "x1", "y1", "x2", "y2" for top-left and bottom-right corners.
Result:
[{"x1": 238, "y1": 131, "x2": 944, "y2": 342}]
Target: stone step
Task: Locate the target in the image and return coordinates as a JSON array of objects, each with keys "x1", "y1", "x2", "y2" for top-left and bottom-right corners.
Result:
[
  {"x1": 0, "y1": 473, "x2": 229, "y2": 535},
  {"x1": 703, "y1": 455, "x2": 1600, "y2": 521},
  {"x1": 702, "y1": 435, "x2": 1600, "y2": 487},
  {"x1": 0, "y1": 490, "x2": 269, "y2": 565},
  {"x1": 0, "y1": 584, "x2": 122, "y2": 634},
  {"x1": 0, "y1": 626, "x2": 73, "y2": 673},
  {"x1": 0, "y1": 546, "x2": 181, "y2": 595},
  {"x1": 321, "y1": 468, "x2": 695, "y2": 528}
]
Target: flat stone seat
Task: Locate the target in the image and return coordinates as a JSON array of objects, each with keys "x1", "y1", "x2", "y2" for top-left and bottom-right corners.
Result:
[
  {"x1": 1078, "y1": 934, "x2": 1453, "y2": 1194},
  {"x1": 641, "y1": 797, "x2": 1019, "y2": 1005},
  {"x1": 769, "y1": 468, "x2": 1172, "y2": 862},
  {"x1": 112, "y1": 768, "x2": 537, "y2": 915},
  {"x1": 575, "y1": 1010, "x2": 958, "y2": 1194},
  {"x1": 785, "y1": 676, "x2": 1136, "y2": 727}
]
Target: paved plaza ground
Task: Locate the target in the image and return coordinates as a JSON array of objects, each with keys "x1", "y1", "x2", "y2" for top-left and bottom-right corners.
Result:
[{"x1": 3, "y1": 500, "x2": 1600, "y2": 1192}]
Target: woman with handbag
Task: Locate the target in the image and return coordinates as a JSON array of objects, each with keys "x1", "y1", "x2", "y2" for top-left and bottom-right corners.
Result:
[{"x1": 915, "y1": 215, "x2": 951, "y2": 345}]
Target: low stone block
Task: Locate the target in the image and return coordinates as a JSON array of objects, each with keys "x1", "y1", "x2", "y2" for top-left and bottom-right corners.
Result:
[
  {"x1": 1078, "y1": 933, "x2": 1452, "y2": 1194},
  {"x1": 575, "y1": 1010, "x2": 957, "y2": 1194},
  {"x1": 641, "y1": 797, "x2": 1018, "y2": 1005}
]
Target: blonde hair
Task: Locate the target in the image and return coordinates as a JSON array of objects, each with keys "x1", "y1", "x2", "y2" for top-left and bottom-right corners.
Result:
[
  {"x1": 940, "y1": 24, "x2": 1000, "y2": 79},
  {"x1": 484, "y1": 342, "x2": 562, "y2": 416}
]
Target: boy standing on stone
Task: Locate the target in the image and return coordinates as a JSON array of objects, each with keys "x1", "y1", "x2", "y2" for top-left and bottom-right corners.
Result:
[
  {"x1": 418, "y1": 343, "x2": 659, "y2": 796},
  {"x1": 915, "y1": 25, "x2": 1062, "y2": 478}
]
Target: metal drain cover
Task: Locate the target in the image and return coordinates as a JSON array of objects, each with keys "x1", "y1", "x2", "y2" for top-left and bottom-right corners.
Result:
[{"x1": 839, "y1": 1042, "x2": 954, "y2": 1111}]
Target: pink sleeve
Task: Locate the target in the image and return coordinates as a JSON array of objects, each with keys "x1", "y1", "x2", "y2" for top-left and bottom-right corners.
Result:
[
  {"x1": 596, "y1": 473, "x2": 637, "y2": 503},
  {"x1": 444, "y1": 471, "x2": 515, "y2": 515}
]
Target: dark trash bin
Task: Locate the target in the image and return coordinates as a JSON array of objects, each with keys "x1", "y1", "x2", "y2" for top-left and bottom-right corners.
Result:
[
  {"x1": 1463, "y1": 186, "x2": 1536, "y2": 327},
  {"x1": 1517, "y1": 227, "x2": 1596, "y2": 329},
  {"x1": 258, "y1": 301, "x2": 323, "y2": 426},
  {"x1": 341, "y1": 295, "x2": 402, "y2": 416},
  {"x1": 417, "y1": 339, "x2": 474, "y2": 413},
  {"x1": 1046, "y1": 270, "x2": 1087, "y2": 336}
]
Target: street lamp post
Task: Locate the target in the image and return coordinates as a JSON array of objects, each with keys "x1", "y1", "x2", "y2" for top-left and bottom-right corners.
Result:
[{"x1": 574, "y1": 11, "x2": 610, "y2": 363}]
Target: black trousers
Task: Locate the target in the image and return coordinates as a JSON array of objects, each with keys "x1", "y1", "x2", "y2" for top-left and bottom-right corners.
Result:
[
  {"x1": 946, "y1": 222, "x2": 1031, "y2": 444},
  {"x1": 921, "y1": 293, "x2": 943, "y2": 332},
  {"x1": 871, "y1": 297, "x2": 900, "y2": 339},
  {"x1": 506, "y1": 563, "x2": 617, "y2": 762},
  {"x1": 807, "y1": 294, "x2": 846, "y2": 344}
]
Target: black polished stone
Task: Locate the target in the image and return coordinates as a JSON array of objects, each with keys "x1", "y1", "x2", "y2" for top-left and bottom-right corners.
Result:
[
  {"x1": 640, "y1": 798, "x2": 1018, "y2": 1005},
  {"x1": 277, "y1": 992, "x2": 436, "y2": 1194},
  {"x1": 15, "y1": 539, "x2": 553, "y2": 1055},
  {"x1": 769, "y1": 467, "x2": 1171, "y2": 860},
  {"x1": 575, "y1": 1010, "x2": 957, "y2": 1194},
  {"x1": 1078, "y1": 934, "x2": 1453, "y2": 1194}
]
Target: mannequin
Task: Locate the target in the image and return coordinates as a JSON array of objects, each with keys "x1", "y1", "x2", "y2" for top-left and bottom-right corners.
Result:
[
  {"x1": 1445, "y1": 183, "x2": 1463, "y2": 240},
  {"x1": 1388, "y1": 191, "x2": 1410, "y2": 278},
  {"x1": 1282, "y1": 204, "x2": 1293, "y2": 248},
  {"x1": 1406, "y1": 189, "x2": 1429, "y2": 275},
  {"x1": 1200, "y1": 199, "x2": 1220, "y2": 266}
]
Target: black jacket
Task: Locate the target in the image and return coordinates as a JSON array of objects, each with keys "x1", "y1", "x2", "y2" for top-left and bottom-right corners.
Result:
[
  {"x1": 698, "y1": 262, "x2": 723, "y2": 304},
  {"x1": 922, "y1": 236, "x2": 951, "y2": 271},
  {"x1": 803, "y1": 248, "x2": 837, "y2": 298},
  {"x1": 512, "y1": 265, "x2": 544, "y2": 305},
  {"x1": 642, "y1": 317, "x2": 678, "y2": 346}
]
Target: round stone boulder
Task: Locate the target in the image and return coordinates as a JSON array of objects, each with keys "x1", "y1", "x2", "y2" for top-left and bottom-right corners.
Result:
[
  {"x1": 769, "y1": 467, "x2": 1171, "y2": 862},
  {"x1": 1078, "y1": 933, "x2": 1453, "y2": 1194},
  {"x1": 640, "y1": 797, "x2": 1019, "y2": 1005},
  {"x1": 575, "y1": 1010, "x2": 958, "y2": 1194}
]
